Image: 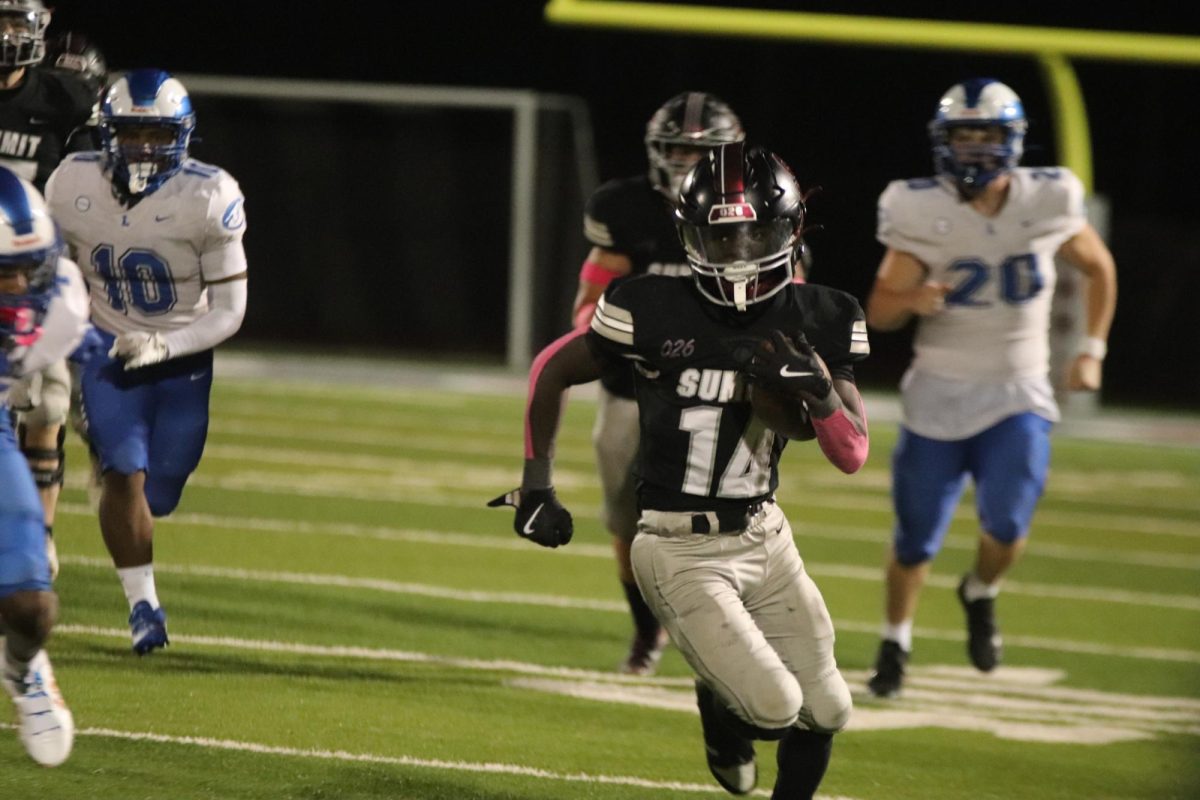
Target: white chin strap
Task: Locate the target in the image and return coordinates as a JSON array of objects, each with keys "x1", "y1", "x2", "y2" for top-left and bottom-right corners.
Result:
[
  {"x1": 731, "y1": 279, "x2": 748, "y2": 311},
  {"x1": 126, "y1": 162, "x2": 159, "y2": 195}
]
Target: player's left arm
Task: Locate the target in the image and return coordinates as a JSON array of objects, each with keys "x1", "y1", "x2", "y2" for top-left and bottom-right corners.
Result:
[
  {"x1": 746, "y1": 301, "x2": 870, "y2": 474},
  {"x1": 1056, "y1": 222, "x2": 1117, "y2": 391}
]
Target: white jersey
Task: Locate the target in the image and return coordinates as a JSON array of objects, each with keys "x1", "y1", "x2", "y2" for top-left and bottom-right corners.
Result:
[
  {"x1": 1, "y1": 257, "x2": 90, "y2": 406},
  {"x1": 877, "y1": 168, "x2": 1086, "y2": 439},
  {"x1": 43, "y1": 153, "x2": 248, "y2": 338}
]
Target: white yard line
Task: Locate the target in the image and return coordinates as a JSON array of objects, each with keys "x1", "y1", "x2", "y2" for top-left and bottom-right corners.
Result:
[
  {"x1": 48, "y1": 628, "x2": 1200, "y2": 748},
  {"x1": 56, "y1": 557, "x2": 1200, "y2": 664},
  {"x1": 53, "y1": 504, "x2": 1200, "y2": 611},
  {"x1": 0, "y1": 720, "x2": 818, "y2": 799},
  {"x1": 61, "y1": 464, "x2": 1200, "y2": 540}
]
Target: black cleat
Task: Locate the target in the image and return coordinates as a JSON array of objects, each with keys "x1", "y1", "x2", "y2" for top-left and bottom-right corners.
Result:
[
  {"x1": 866, "y1": 639, "x2": 908, "y2": 698},
  {"x1": 957, "y1": 575, "x2": 1002, "y2": 672},
  {"x1": 695, "y1": 681, "x2": 756, "y2": 795}
]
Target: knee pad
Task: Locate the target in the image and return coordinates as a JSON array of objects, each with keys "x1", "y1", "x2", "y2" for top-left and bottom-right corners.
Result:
[
  {"x1": 715, "y1": 693, "x2": 793, "y2": 742},
  {"x1": 795, "y1": 670, "x2": 853, "y2": 734},
  {"x1": 733, "y1": 676, "x2": 803, "y2": 738},
  {"x1": 18, "y1": 424, "x2": 66, "y2": 491}
]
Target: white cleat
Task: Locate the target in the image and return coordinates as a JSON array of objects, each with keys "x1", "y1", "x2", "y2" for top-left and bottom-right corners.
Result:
[{"x1": 5, "y1": 650, "x2": 74, "y2": 767}]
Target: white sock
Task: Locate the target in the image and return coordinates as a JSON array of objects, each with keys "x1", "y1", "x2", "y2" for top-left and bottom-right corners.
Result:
[
  {"x1": 117, "y1": 564, "x2": 160, "y2": 611},
  {"x1": 963, "y1": 572, "x2": 1000, "y2": 601},
  {"x1": 882, "y1": 620, "x2": 913, "y2": 652}
]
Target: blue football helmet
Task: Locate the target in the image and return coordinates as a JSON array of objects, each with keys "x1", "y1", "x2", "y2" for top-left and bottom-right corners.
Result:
[
  {"x1": 929, "y1": 78, "x2": 1027, "y2": 195},
  {"x1": 0, "y1": 166, "x2": 61, "y2": 352},
  {"x1": 99, "y1": 69, "x2": 195, "y2": 198},
  {"x1": 0, "y1": 0, "x2": 50, "y2": 69}
]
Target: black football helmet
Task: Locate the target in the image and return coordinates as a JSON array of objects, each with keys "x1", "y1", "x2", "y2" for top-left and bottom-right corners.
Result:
[
  {"x1": 645, "y1": 92, "x2": 744, "y2": 199},
  {"x1": 44, "y1": 31, "x2": 108, "y2": 84},
  {"x1": 675, "y1": 141, "x2": 806, "y2": 311},
  {"x1": 0, "y1": 0, "x2": 49, "y2": 69}
]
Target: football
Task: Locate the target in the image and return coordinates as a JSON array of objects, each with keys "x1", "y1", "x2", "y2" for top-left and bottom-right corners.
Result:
[{"x1": 750, "y1": 383, "x2": 815, "y2": 440}]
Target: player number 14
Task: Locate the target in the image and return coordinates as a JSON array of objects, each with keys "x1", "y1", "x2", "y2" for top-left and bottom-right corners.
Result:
[{"x1": 679, "y1": 406, "x2": 774, "y2": 498}]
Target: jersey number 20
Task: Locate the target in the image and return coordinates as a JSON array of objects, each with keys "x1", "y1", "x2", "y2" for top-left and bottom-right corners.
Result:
[
  {"x1": 946, "y1": 254, "x2": 1042, "y2": 307},
  {"x1": 92, "y1": 245, "x2": 178, "y2": 315}
]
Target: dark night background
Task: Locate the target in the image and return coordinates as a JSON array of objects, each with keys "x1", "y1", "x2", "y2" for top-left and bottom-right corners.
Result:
[{"x1": 48, "y1": 2, "x2": 1200, "y2": 408}]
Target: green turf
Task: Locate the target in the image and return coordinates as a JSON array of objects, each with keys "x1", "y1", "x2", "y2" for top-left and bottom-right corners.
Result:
[{"x1": 6, "y1": 372, "x2": 1197, "y2": 799}]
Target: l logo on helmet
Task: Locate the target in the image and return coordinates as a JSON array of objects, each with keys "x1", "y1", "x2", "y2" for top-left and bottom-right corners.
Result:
[{"x1": 708, "y1": 203, "x2": 757, "y2": 224}]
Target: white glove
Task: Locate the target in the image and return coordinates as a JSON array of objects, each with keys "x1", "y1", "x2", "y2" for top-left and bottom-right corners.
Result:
[{"x1": 109, "y1": 331, "x2": 170, "y2": 370}]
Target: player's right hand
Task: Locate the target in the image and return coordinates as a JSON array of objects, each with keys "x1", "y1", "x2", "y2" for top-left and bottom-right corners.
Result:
[
  {"x1": 109, "y1": 331, "x2": 169, "y2": 370},
  {"x1": 487, "y1": 487, "x2": 574, "y2": 548},
  {"x1": 911, "y1": 281, "x2": 951, "y2": 316}
]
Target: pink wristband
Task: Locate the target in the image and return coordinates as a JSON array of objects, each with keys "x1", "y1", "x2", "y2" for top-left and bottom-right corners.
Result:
[
  {"x1": 579, "y1": 259, "x2": 622, "y2": 288},
  {"x1": 812, "y1": 408, "x2": 869, "y2": 474}
]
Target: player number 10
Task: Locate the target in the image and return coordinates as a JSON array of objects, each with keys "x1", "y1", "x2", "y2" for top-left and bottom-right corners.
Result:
[{"x1": 91, "y1": 244, "x2": 178, "y2": 316}]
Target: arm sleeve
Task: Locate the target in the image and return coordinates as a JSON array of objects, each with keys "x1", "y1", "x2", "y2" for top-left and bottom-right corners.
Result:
[
  {"x1": 18, "y1": 259, "x2": 90, "y2": 376},
  {"x1": 161, "y1": 278, "x2": 247, "y2": 358}
]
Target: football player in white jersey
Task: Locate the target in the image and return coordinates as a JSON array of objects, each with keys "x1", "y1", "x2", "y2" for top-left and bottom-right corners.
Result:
[
  {"x1": 864, "y1": 79, "x2": 1117, "y2": 697},
  {"x1": 44, "y1": 68, "x2": 248, "y2": 655},
  {"x1": 0, "y1": 166, "x2": 89, "y2": 766}
]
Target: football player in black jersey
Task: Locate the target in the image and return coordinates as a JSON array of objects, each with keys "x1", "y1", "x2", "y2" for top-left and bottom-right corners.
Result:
[
  {"x1": 0, "y1": 0, "x2": 103, "y2": 577},
  {"x1": 494, "y1": 142, "x2": 870, "y2": 799},
  {"x1": 571, "y1": 92, "x2": 744, "y2": 676}
]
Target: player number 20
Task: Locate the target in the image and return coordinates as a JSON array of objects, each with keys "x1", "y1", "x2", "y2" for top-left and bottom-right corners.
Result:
[
  {"x1": 945, "y1": 254, "x2": 1042, "y2": 307},
  {"x1": 679, "y1": 406, "x2": 774, "y2": 498},
  {"x1": 91, "y1": 245, "x2": 178, "y2": 315}
]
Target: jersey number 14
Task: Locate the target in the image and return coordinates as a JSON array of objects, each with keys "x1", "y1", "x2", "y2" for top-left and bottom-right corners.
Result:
[{"x1": 679, "y1": 406, "x2": 774, "y2": 498}]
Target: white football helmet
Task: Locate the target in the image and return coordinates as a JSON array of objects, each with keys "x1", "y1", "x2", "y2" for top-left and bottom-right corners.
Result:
[
  {"x1": 929, "y1": 78, "x2": 1027, "y2": 195},
  {"x1": 0, "y1": 166, "x2": 61, "y2": 349},
  {"x1": 100, "y1": 68, "x2": 196, "y2": 197}
]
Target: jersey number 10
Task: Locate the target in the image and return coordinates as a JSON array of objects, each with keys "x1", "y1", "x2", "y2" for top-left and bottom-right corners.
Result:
[{"x1": 92, "y1": 244, "x2": 178, "y2": 315}]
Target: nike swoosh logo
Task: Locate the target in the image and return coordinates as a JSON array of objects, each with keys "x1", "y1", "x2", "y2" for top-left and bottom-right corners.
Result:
[
  {"x1": 190, "y1": 372, "x2": 207, "y2": 381},
  {"x1": 522, "y1": 503, "x2": 545, "y2": 535},
  {"x1": 155, "y1": 215, "x2": 173, "y2": 222},
  {"x1": 779, "y1": 365, "x2": 815, "y2": 378}
]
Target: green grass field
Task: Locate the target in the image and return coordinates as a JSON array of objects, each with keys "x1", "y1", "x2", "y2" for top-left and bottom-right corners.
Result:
[{"x1": 4, "y1": 360, "x2": 1198, "y2": 799}]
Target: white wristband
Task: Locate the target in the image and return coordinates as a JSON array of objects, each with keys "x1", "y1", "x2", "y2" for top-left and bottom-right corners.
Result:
[{"x1": 1080, "y1": 336, "x2": 1107, "y2": 361}]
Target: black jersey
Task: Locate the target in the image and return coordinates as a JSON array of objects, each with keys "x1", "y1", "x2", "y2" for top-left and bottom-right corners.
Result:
[
  {"x1": 587, "y1": 275, "x2": 868, "y2": 513},
  {"x1": 583, "y1": 175, "x2": 690, "y2": 398},
  {"x1": 0, "y1": 66, "x2": 97, "y2": 192}
]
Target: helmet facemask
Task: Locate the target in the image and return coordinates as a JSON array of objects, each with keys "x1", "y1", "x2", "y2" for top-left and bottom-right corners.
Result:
[
  {"x1": 0, "y1": 1, "x2": 49, "y2": 70},
  {"x1": 680, "y1": 217, "x2": 798, "y2": 311},
  {"x1": 103, "y1": 120, "x2": 192, "y2": 197}
]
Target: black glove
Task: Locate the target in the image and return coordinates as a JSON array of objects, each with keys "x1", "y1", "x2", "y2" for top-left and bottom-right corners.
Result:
[
  {"x1": 745, "y1": 330, "x2": 833, "y2": 400},
  {"x1": 487, "y1": 487, "x2": 574, "y2": 548}
]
